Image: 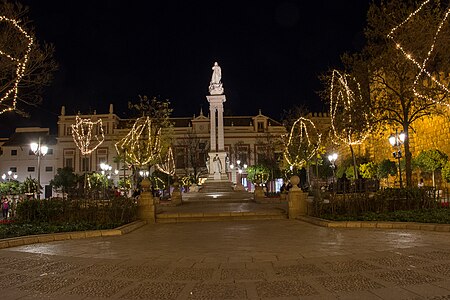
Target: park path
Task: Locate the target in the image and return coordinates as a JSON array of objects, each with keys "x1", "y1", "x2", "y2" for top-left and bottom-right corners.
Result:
[{"x1": 2, "y1": 220, "x2": 450, "y2": 299}]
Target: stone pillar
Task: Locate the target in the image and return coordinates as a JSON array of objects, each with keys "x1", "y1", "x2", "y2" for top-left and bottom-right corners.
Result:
[
  {"x1": 209, "y1": 105, "x2": 216, "y2": 151},
  {"x1": 254, "y1": 185, "x2": 265, "y2": 200},
  {"x1": 138, "y1": 178, "x2": 155, "y2": 223},
  {"x1": 171, "y1": 180, "x2": 182, "y2": 206},
  {"x1": 217, "y1": 106, "x2": 224, "y2": 151},
  {"x1": 288, "y1": 176, "x2": 308, "y2": 219}
]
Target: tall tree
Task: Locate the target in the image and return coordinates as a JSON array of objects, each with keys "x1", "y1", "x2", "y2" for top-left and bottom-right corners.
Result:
[
  {"x1": 49, "y1": 167, "x2": 77, "y2": 199},
  {"x1": 0, "y1": 0, "x2": 57, "y2": 115},
  {"x1": 117, "y1": 95, "x2": 173, "y2": 187},
  {"x1": 176, "y1": 130, "x2": 208, "y2": 182},
  {"x1": 364, "y1": 0, "x2": 450, "y2": 187},
  {"x1": 414, "y1": 149, "x2": 448, "y2": 187}
]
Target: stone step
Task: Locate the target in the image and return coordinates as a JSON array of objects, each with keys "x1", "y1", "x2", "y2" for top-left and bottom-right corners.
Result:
[
  {"x1": 156, "y1": 211, "x2": 287, "y2": 223},
  {"x1": 182, "y1": 192, "x2": 253, "y2": 203}
]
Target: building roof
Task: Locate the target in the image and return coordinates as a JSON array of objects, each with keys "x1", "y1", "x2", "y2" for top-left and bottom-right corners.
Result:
[
  {"x1": 2, "y1": 132, "x2": 57, "y2": 147},
  {"x1": 112, "y1": 114, "x2": 284, "y2": 129}
]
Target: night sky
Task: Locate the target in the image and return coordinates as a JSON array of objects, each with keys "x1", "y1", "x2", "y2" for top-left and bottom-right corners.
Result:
[{"x1": 1, "y1": 0, "x2": 370, "y2": 136}]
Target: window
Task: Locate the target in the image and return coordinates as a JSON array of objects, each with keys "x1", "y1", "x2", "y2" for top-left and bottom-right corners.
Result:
[
  {"x1": 47, "y1": 148, "x2": 53, "y2": 155},
  {"x1": 11, "y1": 149, "x2": 17, "y2": 156},
  {"x1": 257, "y1": 122, "x2": 264, "y2": 132},
  {"x1": 45, "y1": 166, "x2": 53, "y2": 172},
  {"x1": 27, "y1": 167, "x2": 35, "y2": 172},
  {"x1": 236, "y1": 145, "x2": 250, "y2": 165},
  {"x1": 65, "y1": 158, "x2": 74, "y2": 169},
  {"x1": 174, "y1": 147, "x2": 186, "y2": 169},
  {"x1": 9, "y1": 167, "x2": 17, "y2": 172},
  {"x1": 66, "y1": 127, "x2": 72, "y2": 135},
  {"x1": 64, "y1": 149, "x2": 75, "y2": 170},
  {"x1": 81, "y1": 157, "x2": 90, "y2": 172}
]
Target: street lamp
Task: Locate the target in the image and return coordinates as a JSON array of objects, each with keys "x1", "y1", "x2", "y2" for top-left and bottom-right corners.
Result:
[
  {"x1": 139, "y1": 170, "x2": 149, "y2": 178},
  {"x1": 30, "y1": 137, "x2": 48, "y2": 199},
  {"x1": 389, "y1": 130, "x2": 406, "y2": 188},
  {"x1": 2, "y1": 171, "x2": 17, "y2": 181},
  {"x1": 229, "y1": 160, "x2": 247, "y2": 190},
  {"x1": 100, "y1": 163, "x2": 113, "y2": 198},
  {"x1": 100, "y1": 163, "x2": 112, "y2": 175},
  {"x1": 328, "y1": 153, "x2": 338, "y2": 191}
]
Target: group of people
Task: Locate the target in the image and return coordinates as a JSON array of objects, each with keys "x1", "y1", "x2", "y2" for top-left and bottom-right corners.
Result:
[{"x1": 1, "y1": 197, "x2": 9, "y2": 219}]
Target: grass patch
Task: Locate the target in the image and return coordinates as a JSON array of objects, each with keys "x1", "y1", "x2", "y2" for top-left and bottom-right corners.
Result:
[
  {"x1": 319, "y1": 208, "x2": 450, "y2": 224},
  {"x1": 0, "y1": 221, "x2": 127, "y2": 239}
]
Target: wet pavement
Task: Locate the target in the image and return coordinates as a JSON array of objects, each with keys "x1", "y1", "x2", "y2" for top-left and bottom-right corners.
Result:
[{"x1": 2, "y1": 220, "x2": 450, "y2": 299}]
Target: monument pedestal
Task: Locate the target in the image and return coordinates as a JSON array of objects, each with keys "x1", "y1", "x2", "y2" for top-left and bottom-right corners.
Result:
[
  {"x1": 138, "y1": 178, "x2": 155, "y2": 223},
  {"x1": 254, "y1": 185, "x2": 265, "y2": 200},
  {"x1": 207, "y1": 151, "x2": 229, "y2": 181},
  {"x1": 287, "y1": 176, "x2": 307, "y2": 219}
]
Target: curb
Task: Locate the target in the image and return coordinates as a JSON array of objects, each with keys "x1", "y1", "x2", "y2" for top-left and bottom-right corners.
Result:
[
  {"x1": 0, "y1": 220, "x2": 147, "y2": 250},
  {"x1": 297, "y1": 215, "x2": 450, "y2": 232}
]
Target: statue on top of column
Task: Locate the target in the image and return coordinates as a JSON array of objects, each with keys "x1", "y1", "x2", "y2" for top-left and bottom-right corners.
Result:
[{"x1": 209, "y1": 62, "x2": 224, "y2": 95}]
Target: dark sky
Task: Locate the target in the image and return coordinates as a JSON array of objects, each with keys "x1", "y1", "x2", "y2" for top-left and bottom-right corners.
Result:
[{"x1": 1, "y1": 0, "x2": 370, "y2": 136}]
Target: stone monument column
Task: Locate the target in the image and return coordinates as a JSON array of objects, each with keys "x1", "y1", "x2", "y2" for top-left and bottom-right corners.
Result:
[
  {"x1": 210, "y1": 106, "x2": 217, "y2": 151},
  {"x1": 207, "y1": 62, "x2": 228, "y2": 181},
  {"x1": 217, "y1": 105, "x2": 224, "y2": 151}
]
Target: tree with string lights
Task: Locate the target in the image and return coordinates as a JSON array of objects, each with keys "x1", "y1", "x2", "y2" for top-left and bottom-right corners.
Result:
[
  {"x1": 325, "y1": 69, "x2": 373, "y2": 180},
  {"x1": 0, "y1": 1, "x2": 57, "y2": 115},
  {"x1": 283, "y1": 117, "x2": 321, "y2": 187},
  {"x1": 326, "y1": 0, "x2": 450, "y2": 187},
  {"x1": 116, "y1": 95, "x2": 173, "y2": 188},
  {"x1": 365, "y1": 0, "x2": 450, "y2": 187}
]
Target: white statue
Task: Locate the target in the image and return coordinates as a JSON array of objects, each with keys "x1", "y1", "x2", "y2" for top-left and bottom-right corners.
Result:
[
  {"x1": 213, "y1": 154, "x2": 222, "y2": 174},
  {"x1": 209, "y1": 62, "x2": 224, "y2": 95},
  {"x1": 211, "y1": 62, "x2": 221, "y2": 84},
  {"x1": 206, "y1": 157, "x2": 210, "y2": 173}
]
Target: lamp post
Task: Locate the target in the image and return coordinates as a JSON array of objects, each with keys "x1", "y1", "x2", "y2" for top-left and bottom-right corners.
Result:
[
  {"x1": 328, "y1": 153, "x2": 338, "y2": 191},
  {"x1": 229, "y1": 160, "x2": 247, "y2": 189},
  {"x1": 139, "y1": 170, "x2": 149, "y2": 178},
  {"x1": 389, "y1": 130, "x2": 406, "y2": 188},
  {"x1": 100, "y1": 163, "x2": 112, "y2": 198},
  {"x1": 2, "y1": 171, "x2": 17, "y2": 181},
  {"x1": 30, "y1": 137, "x2": 48, "y2": 199}
]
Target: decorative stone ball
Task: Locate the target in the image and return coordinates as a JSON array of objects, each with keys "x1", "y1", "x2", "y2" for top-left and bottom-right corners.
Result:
[
  {"x1": 141, "y1": 178, "x2": 151, "y2": 191},
  {"x1": 290, "y1": 175, "x2": 300, "y2": 186}
]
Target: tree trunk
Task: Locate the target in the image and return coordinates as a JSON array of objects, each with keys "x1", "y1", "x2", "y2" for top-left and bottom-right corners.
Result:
[
  {"x1": 403, "y1": 126, "x2": 413, "y2": 188},
  {"x1": 349, "y1": 144, "x2": 358, "y2": 180},
  {"x1": 432, "y1": 170, "x2": 435, "y2": 187}
]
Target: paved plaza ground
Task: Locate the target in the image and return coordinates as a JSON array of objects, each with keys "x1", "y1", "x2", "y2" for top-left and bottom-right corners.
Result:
[{"x1": 2, "y1": 219, "x2": 450, "y2": 299}]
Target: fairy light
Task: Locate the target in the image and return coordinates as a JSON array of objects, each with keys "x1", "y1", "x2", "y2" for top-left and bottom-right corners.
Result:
[
  {"x1": 388, "y1": 0, "x2": 450, "y2": 106},
  {"x1": 0, "y1": 16, "x2": 33, "y2": 114},
  {"x1": 115, "y1": 116, "x2": 162, "y2": 167},
  {"x1": 71, "y1": 116, "x2": 105, "y2": 155},
  {"x1": 283, "y1": 117, "x2": 322, "y2": 168},
  {"x1": 156, "y1": 147, "x2": 175, "y2": 175},
  {"x1": 330, "y1": 70, "x2": 371, "y2": 146}
]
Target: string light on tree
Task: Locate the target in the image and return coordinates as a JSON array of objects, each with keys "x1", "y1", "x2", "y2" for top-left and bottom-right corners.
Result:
[
  {"x1": 156, "y1": 147, "x2": 175, "y2": 175},
  {"x1": 0, "y1": 16, "x2": 33, "y2": 114},
  {"x1": 283, "y1": 117, "x2": 321, "y2": 168},
  {"x1": 115, "y1": 116, "x2": 162, "y2": 167},
  {"x1": 388, "y1": 0, "x2": 450, "y2": 106},
  {"x1": 330, "y1": 70, "x2": 371, "y2": 146},
  {"x1": 71, "y1": 116, "x2": 105, "y2": 155}
]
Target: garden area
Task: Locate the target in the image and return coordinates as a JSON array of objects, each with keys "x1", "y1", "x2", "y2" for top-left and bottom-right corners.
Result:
[{"x1": 0, "y1": 168, "x2": 138, "y2": 240}]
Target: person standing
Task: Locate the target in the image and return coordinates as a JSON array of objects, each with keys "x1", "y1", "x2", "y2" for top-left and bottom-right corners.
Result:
[{"x1": 2, "y1": 197, "x2": 9, "y2": 219}]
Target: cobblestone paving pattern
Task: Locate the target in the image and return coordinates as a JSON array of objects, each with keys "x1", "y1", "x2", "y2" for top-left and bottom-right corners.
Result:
[{"x1": 2, "y1": 220, "x2": 450, "y2": 299}]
